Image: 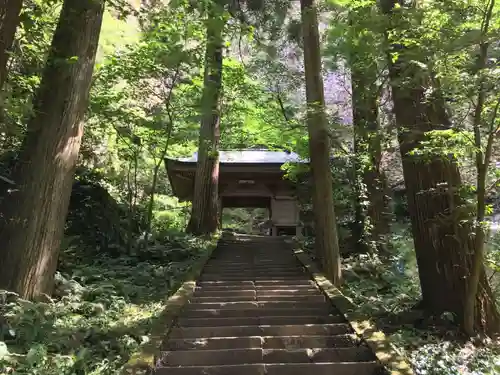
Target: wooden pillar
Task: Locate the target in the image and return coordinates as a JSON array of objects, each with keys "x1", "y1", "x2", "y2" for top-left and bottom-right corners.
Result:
[
  {"x1": 218, "y1": 198, "x2": 223, "y2": 229},
  {"x1": 296, "y1": 224, "x2": 303, "y2": 239}
]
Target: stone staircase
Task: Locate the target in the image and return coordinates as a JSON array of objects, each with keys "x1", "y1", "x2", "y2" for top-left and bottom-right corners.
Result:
[{"x1": 156, "y1": 236, "x2": 385, "y2": 375}]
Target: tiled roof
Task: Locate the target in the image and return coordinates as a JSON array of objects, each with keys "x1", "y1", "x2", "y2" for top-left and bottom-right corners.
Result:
[{"x1": 174, "y1": 150, "x2": 307, "y2": 164}]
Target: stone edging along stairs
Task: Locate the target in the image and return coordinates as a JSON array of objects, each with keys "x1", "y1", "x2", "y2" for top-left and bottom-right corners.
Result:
[{"x1": 150, "y1": 235, "x2": 413, "y2": 375}]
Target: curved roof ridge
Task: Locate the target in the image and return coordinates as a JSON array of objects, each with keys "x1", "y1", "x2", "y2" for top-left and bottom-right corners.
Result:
[{"x1": 167, "y1": 149, "x2": 308, "y2": 164}]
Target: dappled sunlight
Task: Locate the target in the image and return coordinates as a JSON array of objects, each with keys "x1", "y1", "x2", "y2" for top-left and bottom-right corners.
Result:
[
  {"x1": 294, "y1": 243, "x2": 415, "y2": 375},
  {"x1": 1, "y1": 233, "x2": 216, "y2": 375},
  {"x1": 1, "y1": 1, "x2": 499, "y2": 375}
]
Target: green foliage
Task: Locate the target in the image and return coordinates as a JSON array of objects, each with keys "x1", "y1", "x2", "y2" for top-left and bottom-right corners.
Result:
[
  {"x1": 0, "y1": 233, "x2": 215, "y2": 375},
  {"x1": 342, "y1": 225, "x2": 420, "y2": 316},
  {"x1": 340, "y1": 224, "x2": 500, "y2": 375},
  {"x1": 152, "y1": 196, "x2": 191, "y2": 232},
  {"x1": 409, "y1": 341, "x2": 500, "y2": 375},
  {"x1": 65, "y1": 170, "x2": 131, "y2": 254},
  {"x1": 1, "y1": 1, "x2": 61, "y2": 146},
  {"x1": 2, "y1": 0, "x2": 500, "y2": 373},
  {"x1": 486, "y1": 231, "x2": 500, "y2": 300},
  {"x1": 221, "y1": 208, "x2": 268, "y2": 234}
]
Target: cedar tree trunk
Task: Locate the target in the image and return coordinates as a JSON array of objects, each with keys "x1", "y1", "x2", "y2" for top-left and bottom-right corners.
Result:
[
  {"x1": 186, "y1": 13, "x2": 224, "y2": 236},
  {"x1": 380, "y1": 0, "x2": 499, "y2": 334},
  {"x1": 0, "y1": 0, "x2": 23, "y2": 89},
  {"x1": 0, "y1": 0, "x2": 105, "y2": 299},
  {"x1": 300, "y1": 0, "x2": 341, "y2": 285}
]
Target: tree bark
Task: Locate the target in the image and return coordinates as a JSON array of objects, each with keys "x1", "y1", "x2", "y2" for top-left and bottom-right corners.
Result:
[
  {"x1": 380, "y1": 0, "x2": 499, "y2": 334},
  {"x1": 0, "y1": 0, "x2": 23, "y2": 89},
  {"x1": 186, "y1": 11, "x2": 224, "y2": 236},
  {"x1": 300, "y1": 0, "x2": 341, "y2": 285},
  {"x1": 0, "y1": 0, "x2": 105, "y2": 300}
]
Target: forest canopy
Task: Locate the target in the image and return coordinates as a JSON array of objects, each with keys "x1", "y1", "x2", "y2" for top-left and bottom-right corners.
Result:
[{"x1": 0, "y1": 0, "x2": 500, "y2": 374}]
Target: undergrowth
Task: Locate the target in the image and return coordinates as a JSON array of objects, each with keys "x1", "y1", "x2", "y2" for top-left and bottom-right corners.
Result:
[
  {"x1": 339, "y1": 224, "x2": 500, "y2": 375},
  {"x1": 0, "y1": 231, "x2": 215, "y2": 375},
  {"x1": 304, "y1": 223, "x2": 500, "y2": 375}
]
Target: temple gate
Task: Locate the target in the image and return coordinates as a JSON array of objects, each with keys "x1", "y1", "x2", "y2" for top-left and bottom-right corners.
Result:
[{"x1": 165, "y1": 150, "x2": 306, "y2": 236}]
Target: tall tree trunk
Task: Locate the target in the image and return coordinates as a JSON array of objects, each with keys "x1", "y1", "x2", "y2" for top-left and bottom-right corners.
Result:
[
  {"x1": 350, "y1": 50, "x2": 390, "y2": 253},
  {"x1": 300, "y1": 0, "x2": 341, "y2": 285},
  {"x1": 186, "y1": 11, "x2": 224, "y2": 236},
  {"x1": 0, "y1": 0, "x2": 105, "y2": 300},
  {"x1": 380, "y1": 0, "x2": 499, "y2": 334},
  {"x1": 0, "y1": 0, "x2": 23, "y2": 89}
]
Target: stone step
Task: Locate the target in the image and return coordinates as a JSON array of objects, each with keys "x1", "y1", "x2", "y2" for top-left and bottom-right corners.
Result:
[
  {"x1": 188, "y1": 295, "x2": 326, "y2": 303},
  {"x1": 155, "y1": 364, "x2": 265, "y2": 375},
  {"x1": 176, "y1": 315, "x2": 345, "y2": 327},
  {"x1": 184, "y1": 301, "x2": 330, "y2": 310},
  {"x1": 182, "y1": 308, "x2": 333, "y2": 319},
  {"x1": 262, "y1": 335, "x2": 359, "y2": 349},
  {"x1": 162, "y1": 334, "x2": 359, "y2": 351},
  {"x1": 254, "y1": 280, "x2": 316, "y2": 286},
  {"x1": 201, "y1": 269, "x2": 309, "y2": 278},
  {"x1": 192, "y1": 290, "x2": 257, "y2": 297},
  {"x1": 160, "y1": 348, "x2": 263, "y2": 366},
  {"x1": 191, "y1": 289, "x2": 322, "y2": 297},
  {"x1": 194, "y1": 284, "x2": 318, "y2": 291},
  {"x1": 201, "y1": 269, "x2": 305, "y2": 274},
  {"x1": 260, "y1": 324, "x2": 351, "y2": 337},
  {"x1": 255, "y1": 284, "x2": 317, "y2": 290},
  {"x1": 199, "y1": 274, "x2": 307, "y2": 280},
  {"x1": 169, "y1": 324, "x2": 351, "y2": 339},
  {"x1": 254, "y1": 289, "x2": 320, "y2": 295},
  {"x1": 258, "y1": 301, "x2": 330, "y2": 309},
  {"x1": 198, "y1": 267, "x2": 300, "y2": 276},
  {"x1": 197, "y1": 281, "x2": 256, "y2": 287},
  {"x1": 177, "y1": 316, "x2": 259, "y2": 327},
  {"x1": 159, "y1": 346, "x2": 374, "y2": 366},
  {"x1": 155, "y1": 362, "x2": 380, "y2": 375},
  {"x1": 201, "y1": 269, "x2": 300, "y2": 273},
  {"x1": 162, "y1": 336, "x2": 262, "y2": 351},
  {"x1": 263, "y1": 347, "x2": 376, "y2": 363},
  {"x1": 205, "y1": 261, "x2": 298, "y2": 264},
  {"x1": 205, "y1": 259, "x2": 297, "y2": 262},
  {"x1": 199, "y1": 273, "x2": 303, "y2": 278},
  {"x1": 202, "y1": 266, "x2": 302, "y2": 271},
  {"x1": 185, "y1": 301, "x2": 259, "y2": 310},
  {"x1": 258, "y1": 316, "x2": 345, "y2": 326},
  {"x1": 189, "y1": 296, "x2": 257, "y2": 303},
  {"x1": 199, "y1": 276, "x2": 312, "y2": 281},
  {"x1": 257, "y1": 295, "x2": 326, "y2": 302},
  {"x1": 155, "y1": 238, "x2": 383, "y2": 375},
  {"x1": 266, "y1": 362, "x2": 380, "y2": 375}
]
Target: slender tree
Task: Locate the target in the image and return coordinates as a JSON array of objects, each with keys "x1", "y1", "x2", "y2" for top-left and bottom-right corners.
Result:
[
  {"x1": 186, "y1": 4, "x2": 225, "y2": 235},
  {"x1": 0, "y1": 0, "x2": 106, "y2": 299},
  {"x1": 348, "y1": 8, "x2": 390, "y2": 253},
  {"x1": 351, "y1": 72, "x2": 390, "y2": 252},
  {"x1": 0, "y1": 0, "x2": 23, "y2": 89},
  {"x1": 300, "y1": 0, "x2": 341, "y2": 285},
  {"x1": 380, "y1": 0, "x2": 499, "y2": 334},
  {"x1": 465, "y1": 0, "x2": 498, "y2": 336}
]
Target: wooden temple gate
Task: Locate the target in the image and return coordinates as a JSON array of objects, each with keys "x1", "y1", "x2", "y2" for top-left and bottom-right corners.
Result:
[{"x1": 165, "y1": 150, "x2": 305, "y2": 236}]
